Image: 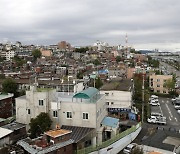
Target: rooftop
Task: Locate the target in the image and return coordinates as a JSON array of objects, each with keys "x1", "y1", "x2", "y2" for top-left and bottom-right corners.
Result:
[
  {"x1": 101, "y1": 116, "x2": 119, "y2": 128},
  {"x1": 0, "y1": 93, "x2": 14, "y2": 100},
  {"x1": 45, "y1": 129, "x2": 72, "y2": 138},
  {"x1": 73, "y1": 87, "x2": 99, "y2": 99},
  {"x1": 0, "y1": 127, "x2": 13, "y2": 139},
  {"x1": 2, "y1": 122, "x2": 26, "y2": 131}
]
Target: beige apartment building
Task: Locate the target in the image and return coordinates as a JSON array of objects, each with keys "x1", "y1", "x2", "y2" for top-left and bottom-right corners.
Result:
[{"x1": 149, "y1": 74, "x2": 173, "y2": 94}]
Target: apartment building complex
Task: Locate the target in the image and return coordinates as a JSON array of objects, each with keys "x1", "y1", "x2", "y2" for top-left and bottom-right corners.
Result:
[{"x1": 149, "y1": 74, "x2": 173, "y2": 94}]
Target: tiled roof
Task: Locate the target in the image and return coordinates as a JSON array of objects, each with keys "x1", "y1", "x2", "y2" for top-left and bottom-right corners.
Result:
[{"x1": 61, "y1": 125, "x2": 94, "y2": 143}]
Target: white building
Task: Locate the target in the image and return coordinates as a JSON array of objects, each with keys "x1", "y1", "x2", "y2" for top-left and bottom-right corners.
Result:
[
  {"x1": 16, "y1": 86, "x2": 109, "y2": 144},
  {"x1": 5, "y1": 50, "x2": 16, "y2": 61},
  {"x1": 100, "y1": 91, "x2": 136, "y2": 120}
]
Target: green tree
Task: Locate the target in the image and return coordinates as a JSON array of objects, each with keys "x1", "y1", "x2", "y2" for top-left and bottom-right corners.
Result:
[
  {"x1": 0, "y1": 56, "x2": 5, "y2": 62},
  {"x1": 116, "y1": 56, "x2": 122, "y2": 63},
  {"x1": 95, "y1": 77, "x2": 103, "y2": 89},
  {"x1": 2, "y1": 78, "x2": 18, "y2": 94},
  {"x1": 32, "y1": 49, "x2": 42, "y2": 60},
  {"x1": 13, "y1": 55, "x2": 26, "y2": 67},
  {"x1": 163, "y1": 79, "x2": 175, "y2": 91},
  {"x1": 77, "y1": 72, "x2": 83, "y2": 79},
  {"x1": 93, "y1": 59, "x2": 101, "y2": 66},
  {"x1": 29, "y1": 112, "x2": 52, "y2": 138}
]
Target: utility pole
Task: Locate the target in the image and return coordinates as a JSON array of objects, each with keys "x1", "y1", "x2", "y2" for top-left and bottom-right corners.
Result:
[{"x1": 142, "y1": 70, "x2": 145, "y2": 123}]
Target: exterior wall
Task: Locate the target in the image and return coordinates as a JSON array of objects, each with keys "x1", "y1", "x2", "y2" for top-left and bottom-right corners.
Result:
[
  {"x1": 127, "y1": 68, "x2": 135, "y2": 79},
  {"x1": 5, "y1": 50, "x2": 15, "y2": 61},
  {"x1": 16, "y1": 88, "x2": 56, "y2": 125},
  {"x1": 0, "y1": 136, "x2": 10, "y2": 147},
  {"x1": 100, "y1": 91, "x2": 132, "y2": 109},
  {"x1": 149, "y1": 74, "x2": 173, "y2": 94},
  {"x1": 57, "y1": 102, "x2": 97, "y2": 128},
  {"x1": 0, "y1": 97, "x2": 13, "y2": 118},
  {"x1": 56, "y1": 144, "x2": 73, "y2": 154},
  {"x1": 41, "y1": 50, "x2": 52, "y2": 57}
]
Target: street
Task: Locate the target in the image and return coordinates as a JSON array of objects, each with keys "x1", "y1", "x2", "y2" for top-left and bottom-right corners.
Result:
[{"x1": 150, "y1": 97, "x2": 180, "y2": 130}]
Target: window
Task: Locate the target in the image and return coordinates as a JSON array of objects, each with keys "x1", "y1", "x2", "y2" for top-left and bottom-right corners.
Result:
[
  {"x1": 67, "y1": 112, "x2": 72, "y2": 119},
  {"x1": 105, "y1": 93, "x2": 109, "y2": 96},
  {"x1": 157, "y1": 84, "x2": 160, "y2": 87},
  {"x1": 39, "y1": 100, "x2": 44, "y2": 106},
  {"x1": 163, "y1": 91, "x2": 167, "y2": 94},
  {"x1": 157, "y1": 90, "x2": 160, "y2": 93},
  {"x1": 27, "y1": 109, "x2": 30, "y2": 114},
  {"x1": 106, "y1": 102, "x2": 109, "y2": 105},
  {"x1": 157, "y1": 79, "x2": 160, "y2": 82},
  {"x1": 111, "y1": 102, "x2": 114, "y2": 105},
  {"x1": 53, "y1": 111, "x2": 58, "y2": 117},
  {"x1": 83, "y1": 112, "x2": 89, "y2": 120}
]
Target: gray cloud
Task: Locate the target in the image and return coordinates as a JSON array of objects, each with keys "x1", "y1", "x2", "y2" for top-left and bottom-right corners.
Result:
[{"x1": 0, "y1": 0, "x2": 180, "y2": 50}]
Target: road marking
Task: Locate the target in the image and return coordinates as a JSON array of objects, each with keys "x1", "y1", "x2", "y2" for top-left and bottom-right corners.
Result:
[
  {"x1": 165, "y1": 104, "x2": 173, "y2": 118},
  {"x1": 169, "y1": 117, "x2": 172, "y2": 121},
  {"x1": 175, "y1": 117, "x2": 178, "y2": 122},
  {"x1": 159, "y1": 105, "x2": 163, "y2": 115},
  {"x1": 162, "y1": 100, "x2": 164, "y2": 103},
  {"x1": 166, "y1": 100, "x2": 169, "y2": 103}
]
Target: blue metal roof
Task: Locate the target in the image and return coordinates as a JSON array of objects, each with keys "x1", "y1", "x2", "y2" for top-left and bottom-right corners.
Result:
[
  {"x1": 73, "y1": 87, "x2": 99, "y2": 99},
  {"x1": 101, "y1": 117, "x2": 119, "y2": 128}
]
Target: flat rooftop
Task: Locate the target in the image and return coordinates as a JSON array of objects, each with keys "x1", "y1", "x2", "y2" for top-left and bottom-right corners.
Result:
[
  {"x1": 101, "y1": 79, "x2": 132, "y2": 91},
  {"x1": 45, "y1": 129, "x2": 72, "y2": 138},
  {"x1": 0, "y1": 93, "x2": 14, "y2": 100}
]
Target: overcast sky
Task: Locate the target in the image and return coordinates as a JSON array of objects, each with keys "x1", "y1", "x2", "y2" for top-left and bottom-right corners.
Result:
[{"x1": 0, "y1": 0, "x2": 180, "y2": 51}]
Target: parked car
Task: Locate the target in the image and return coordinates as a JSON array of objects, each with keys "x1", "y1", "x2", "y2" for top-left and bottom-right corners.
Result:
[
  {"x1": 123, "y1": 143, "x2": 137, "y2": 154},
  {"x1": 151, "y1": 112, "x2": 163, "y2": 117},
  {"x1": 177, "y1": 110, "x2": 180, "y2": 114},
  {"x1": 149, "y1": 100, "x2": 160, "y2": 106},
  {"x1": 174, "y1": 104, "x2": 180, "y2": 110},
  {"x1": 147, "y1": 116, "x2": 157, "y2": 123}
]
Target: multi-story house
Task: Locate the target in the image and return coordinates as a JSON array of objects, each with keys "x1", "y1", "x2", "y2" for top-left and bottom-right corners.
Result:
[
  {"x1": 149, "y1": 74, "x2": 173, "y2": 94},
  {"x1": 15, "y1": 86, "x2": 110, "y2": 145}
]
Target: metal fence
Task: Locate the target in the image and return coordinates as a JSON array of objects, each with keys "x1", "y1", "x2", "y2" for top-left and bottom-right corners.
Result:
[{"x1": 77, "y1": 122, "x2": 141, "y2": 154}]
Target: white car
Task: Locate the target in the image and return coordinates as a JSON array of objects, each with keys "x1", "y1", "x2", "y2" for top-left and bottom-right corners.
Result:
[
  {"x1": 151, "y1": 95, "x2": 158, "y2": 99},
  {"x1": 147, "y1": 116, "x2": 157, "y2": 123},
  {"x1": 149, "y1": 100, "x2": 160, "y2": 106},
  {"x1": 177, "y1": 110, "x2": 180, "y2": 114},
  {"x1": 123, "y1": 143, "x2": 137, "y2": 154},
  {"x1": 151, "y1": 112, "x2": 163, "y2": 117},
  {"x1": 174, "y1": 105, "x2": 180, "y2": 110}
]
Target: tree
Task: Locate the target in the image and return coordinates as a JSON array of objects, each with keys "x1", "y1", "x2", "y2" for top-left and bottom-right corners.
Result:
[
  {"x1": 163, "y1": 79, "x2": 175, "y2": 91},
  {"x1": 93, "y1": 59, "x2": 101, "y2": 66},
  {"x1": 29, "y1": 112, "x2": 52, "y2": 138},
  {"x1": 2, "y1": 78, "x2": 18, "y2": 94},
  {"x1": 32, "y1": 49, "x2": 42, "y2": 60},
  {"x1": 116, "y1": 56, "x2": 122, "y2": 63},
  {"x1": 95, "y1": 77, "x2": 103, "y2": 89},
  {"x1": 13, "y1": 55, "x2": 26, "y2": 67}
]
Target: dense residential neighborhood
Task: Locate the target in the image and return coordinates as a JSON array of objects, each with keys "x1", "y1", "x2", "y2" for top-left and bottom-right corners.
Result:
[{"x1": 0, "y1": 40, "x2": 179, "y2": 154}]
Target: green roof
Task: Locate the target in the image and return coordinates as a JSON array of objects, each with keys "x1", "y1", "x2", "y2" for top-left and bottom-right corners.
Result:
[{"x1": 73, "y1": 87, "x2": 99, "y2": 99}]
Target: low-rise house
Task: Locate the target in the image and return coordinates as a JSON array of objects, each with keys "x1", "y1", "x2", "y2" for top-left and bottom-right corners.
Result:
[
  {"x1": 17, "y1": 128, "x2": 74, "y2": 154},
  {"x1": 1, "y1": 122, "x2": 26, "y2": 144},
  {"x1": 0, "y1": 127, "x2": 13, "y2": 146}
]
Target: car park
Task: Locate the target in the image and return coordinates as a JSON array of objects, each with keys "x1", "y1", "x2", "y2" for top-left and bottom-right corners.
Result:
[{"x1": 123, "y1": 143, "x2": 137, "y2": 154}]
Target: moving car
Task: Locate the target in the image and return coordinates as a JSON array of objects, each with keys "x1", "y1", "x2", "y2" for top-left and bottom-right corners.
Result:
[{"x1": 123, "y1": 143, "x2": 137, "y2": 154}]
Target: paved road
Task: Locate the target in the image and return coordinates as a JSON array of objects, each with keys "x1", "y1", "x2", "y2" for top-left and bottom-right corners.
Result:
[{"x1": 150, "y1": 97, "x2": 180, "y2": 130}]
